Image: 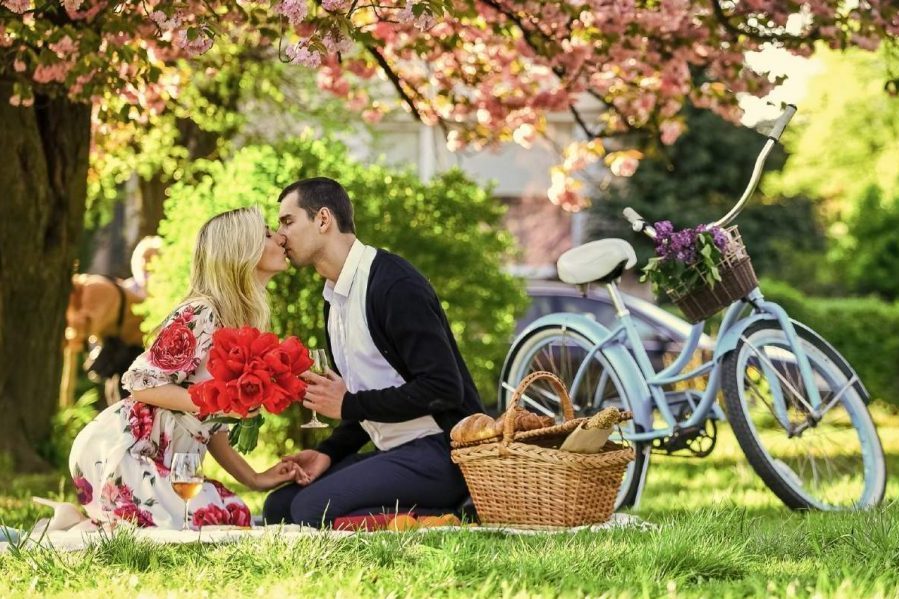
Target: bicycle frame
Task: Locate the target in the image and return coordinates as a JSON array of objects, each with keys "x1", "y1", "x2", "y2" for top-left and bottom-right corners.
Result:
[{"x1": 563, "y1": 282, "x2": 844, "y2": 444}]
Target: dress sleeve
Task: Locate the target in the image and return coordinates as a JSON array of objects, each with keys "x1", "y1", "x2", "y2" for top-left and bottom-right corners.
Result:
[{"x1": 121, "y1": 302, "x2": 218, "y2": 392}]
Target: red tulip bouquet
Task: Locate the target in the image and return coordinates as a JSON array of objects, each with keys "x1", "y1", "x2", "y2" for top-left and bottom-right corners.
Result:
[{"x1": 188, "y1": 326, "x2": 314, "y2": 453}]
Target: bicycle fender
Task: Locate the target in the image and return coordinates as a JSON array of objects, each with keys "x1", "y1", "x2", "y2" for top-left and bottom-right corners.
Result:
[
  {"x1": 504, "y1": 313, "x2": 655, "y2": 429},
  {"x1": 713, "y1": 313, "x2": 871, "y2": 403}
]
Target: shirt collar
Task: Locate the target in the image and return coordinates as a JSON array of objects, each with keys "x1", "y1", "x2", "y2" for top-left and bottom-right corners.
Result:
[{"x1": 323, "y1": 239, "x2": 366, "y2": 302}]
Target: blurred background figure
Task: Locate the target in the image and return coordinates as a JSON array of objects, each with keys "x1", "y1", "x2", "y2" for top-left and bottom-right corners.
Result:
[{"x1": 61, "y1": 236, "x2": 162, "y2": 407}]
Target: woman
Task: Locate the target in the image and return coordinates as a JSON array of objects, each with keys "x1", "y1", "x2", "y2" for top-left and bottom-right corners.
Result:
[{"x1": 69, "y1": 207, "x2": 299, "y2": 529}]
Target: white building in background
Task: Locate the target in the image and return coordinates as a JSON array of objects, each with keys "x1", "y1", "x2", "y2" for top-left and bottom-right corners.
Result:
[{"x1": 345, "y1": 101, "x2": 603, "y2": 280}]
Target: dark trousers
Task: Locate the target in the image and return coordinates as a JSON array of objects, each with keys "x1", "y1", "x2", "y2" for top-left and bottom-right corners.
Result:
[{"x1": 263, "y1": 433, "x2": 468, "y2": 527}]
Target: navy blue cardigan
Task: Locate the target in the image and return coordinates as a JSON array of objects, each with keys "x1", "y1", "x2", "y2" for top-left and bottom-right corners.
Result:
[{"x1": 316, "y1": 249, "x2": 484, "y2": 463}]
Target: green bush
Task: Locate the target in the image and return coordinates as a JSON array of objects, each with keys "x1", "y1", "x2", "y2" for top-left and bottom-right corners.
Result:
[
  {"x1": 143, "y1": 134, "x2": 528, "y2": 432},
  {"x1": 761, "y1": 278, "x2": 899, "y2": 405}
]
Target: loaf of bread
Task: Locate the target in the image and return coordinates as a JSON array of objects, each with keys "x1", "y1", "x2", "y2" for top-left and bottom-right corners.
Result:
[
  {"x1": 493, "y1": 409, "x2": 555, "y2": 434},
  {"x1": 559, "y1": 407, "x2": 631, "y2": 453},
  {"x1": 450, "y1": 413, "x2": 498, "y2": 443}
]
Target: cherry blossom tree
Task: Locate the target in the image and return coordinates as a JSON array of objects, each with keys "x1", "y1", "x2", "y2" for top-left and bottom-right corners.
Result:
[{"x1": 1, "y1": 0, "x2": 895, "y2": 468}]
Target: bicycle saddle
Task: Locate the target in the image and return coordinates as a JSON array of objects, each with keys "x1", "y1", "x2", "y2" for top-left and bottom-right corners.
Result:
[{"x1": 557, "y1": 238, "x2": 637, "y2": 285}]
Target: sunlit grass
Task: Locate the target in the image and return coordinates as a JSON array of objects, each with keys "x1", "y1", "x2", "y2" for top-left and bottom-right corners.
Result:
[{"x1": 1, "y1": 406, "x2": 897, "y2": 598}]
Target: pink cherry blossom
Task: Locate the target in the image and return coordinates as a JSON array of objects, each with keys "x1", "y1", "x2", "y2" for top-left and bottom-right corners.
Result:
[
  {"x1": 275, "y1": 0, "x2": 307, "y2": 27},
  {"x1": 609, "y1": 153, "x2": 641, "y2": 178},
  {"x1": 175, "y1": 28, "x2": 213, "y2": 57},
  {"x1": 49, "y1": 36, "x2": 78, "y2": 59},
  {"x1": 660, "y1": 120, "x2": 685, "y2": 146},
  {"x1": 33, "y1": 62, "x2": 71, "y2": 84},
  {"x1": 7, "y1": 0, "x2": 896, "y2": 214},
  {"x1": 149, "y1": 10, "x2": 182, "y2": 32},
  {"x1": 322, "y1": 32, "x2": 354, "y2": 55},
  {"x1": 285, "y1": 42, "x2": 321, "y2": 68},
  {"x1": 1, "y1": 0, "x2": 30, "y2": 13},
  {"x1": 321, "y1": 0, "x2": 348, "y2": 11}
]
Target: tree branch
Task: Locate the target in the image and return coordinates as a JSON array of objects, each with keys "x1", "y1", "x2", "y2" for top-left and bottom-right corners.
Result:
[
  {"x1": 569, "y1": 105, "x2": 597, "y2": 139},
  {"x1": 365, "y1": 44, "x2": 422, "y2": 121}
]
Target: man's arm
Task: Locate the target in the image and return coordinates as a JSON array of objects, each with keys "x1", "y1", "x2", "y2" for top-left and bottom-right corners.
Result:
[
  {"x1": 340, "y1": 277, "x2": 465, "y2": 423},
  {"x1": 316, "y1": 419, "x2": 370, "y2": 464}
]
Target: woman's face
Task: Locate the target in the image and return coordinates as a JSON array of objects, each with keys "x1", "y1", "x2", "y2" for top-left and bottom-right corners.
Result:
[{"x1": 256, "y1": 227, "x2": 289, "y2": 278}]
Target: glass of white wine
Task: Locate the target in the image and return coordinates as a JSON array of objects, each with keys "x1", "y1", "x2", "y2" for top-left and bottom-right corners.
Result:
[
  {"x1": 302, "y1": 349, "x2": 331, "y2": 429},
  {"x1": 171, "y1": 452, "x2": 203, "y2": 531}
]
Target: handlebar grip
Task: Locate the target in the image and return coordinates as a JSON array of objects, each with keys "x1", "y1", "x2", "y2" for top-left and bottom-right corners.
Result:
[
  {"x1": 623, "y1": 207, "x2": 645, "y2": 232},
  {"x1": 768, "y1": 104, "x2": 797, "y2": 141}
]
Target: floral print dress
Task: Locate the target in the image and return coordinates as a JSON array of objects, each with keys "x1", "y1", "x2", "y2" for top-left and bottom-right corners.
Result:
[{"x1": 68, "y1": 301, "x2": 251, "y2": 529}]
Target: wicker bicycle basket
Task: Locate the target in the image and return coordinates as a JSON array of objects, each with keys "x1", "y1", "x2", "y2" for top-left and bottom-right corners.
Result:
[
  {"x1": 665, "y1": 225, "x2": 758, "y2": 324},
  {"x1": 451, "y1": 372, "x2": 635, "y2": 529}
]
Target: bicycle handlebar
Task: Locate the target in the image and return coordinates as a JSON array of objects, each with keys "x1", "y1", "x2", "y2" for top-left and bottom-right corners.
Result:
[
  {"x1": 623, "y1": 207, "x2": 656, "y2": 239},
  {"x1": 624, "y1": 104, "x2": 797, "y2": 236},
  {"x1": 767, "y1": 104, "x2": 797, "y2": 142}
]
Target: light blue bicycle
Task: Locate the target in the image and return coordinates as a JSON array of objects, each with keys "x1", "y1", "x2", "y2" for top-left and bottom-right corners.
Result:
[{"x1": 498, "y1": 106, "x2": 886, "y2": 511}]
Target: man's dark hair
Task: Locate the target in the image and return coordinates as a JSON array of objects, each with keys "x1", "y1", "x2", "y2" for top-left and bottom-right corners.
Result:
[{"x1": 278, "y1": 177, "x2": 356, "y2": 234}]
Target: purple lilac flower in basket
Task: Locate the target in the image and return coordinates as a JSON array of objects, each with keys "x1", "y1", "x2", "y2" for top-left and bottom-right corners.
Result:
[{"x1": 641, "y1": 220, "x2": 731, "y2": 297}]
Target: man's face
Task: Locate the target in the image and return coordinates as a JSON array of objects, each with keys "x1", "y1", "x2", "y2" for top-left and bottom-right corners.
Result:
[{"x1": 277, "y1": 192, "x2": 318, "y2": 267}]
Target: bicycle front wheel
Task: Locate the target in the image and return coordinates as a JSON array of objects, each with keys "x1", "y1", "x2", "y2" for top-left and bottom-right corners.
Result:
[
  {"x1": 500, "y1": 325, "x2": 644, "y2": 509},
  {"x1": 722, "y1": 320, "x2": 886, "y2": 510}
]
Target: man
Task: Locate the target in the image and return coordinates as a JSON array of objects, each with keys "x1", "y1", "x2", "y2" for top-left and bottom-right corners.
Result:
[{"x1": 264, "y1": 177, "x2": 482, "y2": 526}]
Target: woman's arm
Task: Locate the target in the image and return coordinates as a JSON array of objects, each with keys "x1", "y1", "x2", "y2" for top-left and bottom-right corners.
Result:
[
  {"x1": 131, "y1": 384, "x2": 199, "y2": 414},
  {"x1": 207, "y1": 432, "x2": 304, "y2": 491}
]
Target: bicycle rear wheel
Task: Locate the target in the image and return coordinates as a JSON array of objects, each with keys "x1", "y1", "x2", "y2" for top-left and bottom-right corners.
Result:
[
  {"x1": 721, "y1": 320, "x2": 885, "y2": 510},
  {"x1": 500, "y1": 325, "x2": 644, "y2": 509}
]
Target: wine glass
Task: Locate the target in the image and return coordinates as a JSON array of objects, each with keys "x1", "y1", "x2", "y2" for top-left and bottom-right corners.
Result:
[
  {"x1": 171, "y1": 452, "x2": 204, "y2": 531},
  {"x1": 301, "y1": 349, "x2": 331, "y2": 429}
]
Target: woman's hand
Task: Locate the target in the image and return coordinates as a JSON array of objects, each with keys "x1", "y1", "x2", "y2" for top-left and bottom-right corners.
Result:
[
  {"x1": 280, "y1": 449, "x2": 331, "y2": 485},
  {"x1": 218, "y1": 407, "x2": 261, "y2": 420},
  {"x1": 252, "y1": 461, "x2": 306, "y2": 491}
]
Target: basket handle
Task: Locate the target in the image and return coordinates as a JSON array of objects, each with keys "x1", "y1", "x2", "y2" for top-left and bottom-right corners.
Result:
[{"x1": 503, "y1": 371, "x2": 574, "y2": 444}]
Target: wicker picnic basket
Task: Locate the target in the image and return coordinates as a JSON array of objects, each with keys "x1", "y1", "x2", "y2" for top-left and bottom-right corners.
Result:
[
  {"x1": 666, "y1": 225, "x2": 758, "y2": 324},
  {"x1": 451, "y1": 372, "x2": 635, "y2": 529}
]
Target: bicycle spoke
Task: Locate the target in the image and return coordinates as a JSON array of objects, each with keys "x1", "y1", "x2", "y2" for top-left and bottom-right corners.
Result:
[
  {"x1": 740, "y1": 335, "x2": 816, "y2": 414},
  {"x1": 733, "y1": 328, "x2": 876, "y2": 508}
]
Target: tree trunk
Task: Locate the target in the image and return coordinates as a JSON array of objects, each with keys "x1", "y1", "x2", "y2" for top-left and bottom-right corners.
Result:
[
  {"x1": 136, "y1": 172, "x2": 167, "y2": 241},
  {"x1": 0, "y1": 82, "x2": 91, "y2": 471}
]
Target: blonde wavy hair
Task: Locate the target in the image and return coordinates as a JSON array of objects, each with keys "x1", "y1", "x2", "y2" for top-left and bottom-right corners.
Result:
[{"x1": 179, "y1": 206, "x2": 271, "y2": 330}]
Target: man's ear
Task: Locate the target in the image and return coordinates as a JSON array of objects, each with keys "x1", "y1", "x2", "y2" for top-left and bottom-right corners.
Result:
[{"x1": 318, "y1": 207, "x2": 333, "y2": 233}]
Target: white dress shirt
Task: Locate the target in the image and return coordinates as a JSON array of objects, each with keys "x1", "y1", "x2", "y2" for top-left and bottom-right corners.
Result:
[{"x1": 323, "y1": 239, "x2": 443, "y2": 451}]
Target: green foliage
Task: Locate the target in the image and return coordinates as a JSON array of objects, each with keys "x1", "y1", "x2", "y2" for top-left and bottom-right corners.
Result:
[
  {"x1": 37, "y1": 389, "x2": 102, "y2": 469},
  {"x1": 765, "y1": 45, "x2": 899, "y2": 296},
  {"x1": 589, "y1": 105, "x2": 829, "y2": 295},
  {"x1": 87, "y1": 42, "x2": 363, "y2": 228},
  {"x1": 143, "y1": 134, "x2": 528, "y2": 430},
  {"x1": 761, "y1": 278, "x2": 899, "y2": 405},
  {"x1": 769, "y1": 45, "x2": 899, "y2": 209},
  {"x1": 840, "y1": 186, "x2": 899, "y2": 300}
]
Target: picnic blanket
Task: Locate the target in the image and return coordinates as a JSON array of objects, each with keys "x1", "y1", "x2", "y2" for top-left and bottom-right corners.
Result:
[{"x1": 0, "y1": 512, "x2": 656, "y2": 554}]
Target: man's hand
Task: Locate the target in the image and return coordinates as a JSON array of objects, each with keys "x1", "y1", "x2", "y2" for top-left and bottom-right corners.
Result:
[
  {"x1": 280, "y1": 449, "x2": 332, "y2": 485},
  {"x1": 253, "y1": 461, "x2": 304, "y2": 491},
  {"x1": 300, "y1": 368, "x2": 347, "y2": 420}
]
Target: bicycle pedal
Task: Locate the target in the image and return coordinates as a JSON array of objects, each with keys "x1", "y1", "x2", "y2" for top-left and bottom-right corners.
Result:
[{"x1": 660, "y1": 425, "x2": 707, "y2": 453}]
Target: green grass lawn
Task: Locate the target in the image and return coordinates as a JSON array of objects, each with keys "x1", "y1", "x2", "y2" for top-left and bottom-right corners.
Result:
[{"x1": 2, "y1": 408, "x2": 898, "y2": 598}]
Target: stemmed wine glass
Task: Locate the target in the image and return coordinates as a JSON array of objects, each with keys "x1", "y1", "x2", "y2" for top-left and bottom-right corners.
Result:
[
  {"x1": 301, "y1": 349, "x2": 331, "y2": 429},
  {"x1": 171, "y1": 452, "x2": 203, "y2": 531}
]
